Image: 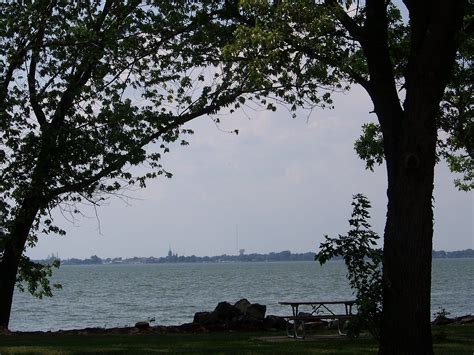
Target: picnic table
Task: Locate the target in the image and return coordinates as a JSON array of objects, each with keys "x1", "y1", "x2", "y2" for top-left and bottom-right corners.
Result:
[{"x1": 279, "y1": 300, "x2": 356, "y2": 339}]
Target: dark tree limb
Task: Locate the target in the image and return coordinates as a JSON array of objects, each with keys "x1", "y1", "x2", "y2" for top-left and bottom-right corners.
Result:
[
  {"x1": 27, "y1": 0, "x2": 56, "y2": 127},
  {"x1": 324, "y1": 0, "x2": 367, "y2": 44}
]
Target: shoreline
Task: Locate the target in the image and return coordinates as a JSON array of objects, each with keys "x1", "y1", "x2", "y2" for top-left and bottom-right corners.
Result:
[{"x1": 5, "y1": 314, "x2": 473, "y2": 336}]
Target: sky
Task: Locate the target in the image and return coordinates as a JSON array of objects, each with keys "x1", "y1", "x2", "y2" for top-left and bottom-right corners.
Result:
[{"x1": 26, "y1": 86, "x2": 473, "y2": 260}]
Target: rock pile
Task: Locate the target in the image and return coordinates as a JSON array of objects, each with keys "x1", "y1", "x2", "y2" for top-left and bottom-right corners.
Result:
[
  {"x1": 193, "y1": 298, "x2": 286, "y2": 331},
  {"x1": 432, "y1": 314, "x2": 474, "y2": 326}
]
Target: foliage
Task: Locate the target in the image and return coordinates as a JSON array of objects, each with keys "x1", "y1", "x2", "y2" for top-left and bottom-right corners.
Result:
[
  {"x1": 354, "y1": 123, "x2": 384, "y2": 172},
  {"x1": 223, "y1": 1, "x2": 354, "y2": 115},
  {"x1": 438, "y1": 22, "x2": 473, "y2": 191},
  {"x1": 0, "y1": 1, "x2": 260, "y2": 299},
  {"x1": 227, "y1": 1, "x2": 471, "y2": 191},
  {"x1": 16, "y1": 256, "x2": 62, "y2": 298},
  {"x1": 316, "y1": 194, "x2": 382, "y2": 339},
  {"x1": 225, "y1": 1, "x2": 408, "y2": 109},
  {"x1": 354, "y1": 10, "x2": 473, "y2": 191},
  {"x1": 224, "y1": 1, "x2": 468, "y2": 351},
  {"x1": 433, "y1": 308, "x2": 451, "y2": 322}
]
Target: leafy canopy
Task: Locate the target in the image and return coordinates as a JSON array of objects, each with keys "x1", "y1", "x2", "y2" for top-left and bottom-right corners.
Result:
[
  {"x1": 355, "y1": 31, "x2": 473, "y2": 191},
  {"x1": 0, "y1": 0, "x2": 259, "y2": 297},
  {"x1": 228, "y1": 1, "x2": 472, "y2": 190}
]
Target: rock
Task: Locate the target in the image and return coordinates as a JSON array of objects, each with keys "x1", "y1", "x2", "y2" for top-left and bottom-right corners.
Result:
[
  {"x1": 194, "y1": 311, "x2": 209, "y2": 323},
  {"x1": 213, "y1": 301, "x2": 241, "y2": 321},
  {"x1": 457, "y1": 315, "x2": 474, "y2": 324},
  {"x1": 433, "y1": 314, "x2": 474, "y2": 326},
  {"x1": 134, "y1": 321, "x2": 150, "y2": 329},
  {"x1": 246, "y1": 303, "x2": 266, "y2": 320},
  {"x1": 234, "y1": 299, "x2": 266, "y2": 320},
  {"x1": 176, "y1": 323, "x2": 207, "y2": 332},
  {"x1": 432, "y1": 317, "x2": 453, "y2": 326},
  {"x1": 263, "y1": 315, "x2": 287, "y2": 330},
  {"x1": 194, "y1": 311, "x2": 219, "y2": 325},
  {"x1": 229, "y1": 317, "x2": 265, "y2": 331},
  {"x1": 234, "y1": 298, "x2": 251, "y2": 314},
  {"x1": 194, "y1": 300, "x2": 270, "y2": 330}
]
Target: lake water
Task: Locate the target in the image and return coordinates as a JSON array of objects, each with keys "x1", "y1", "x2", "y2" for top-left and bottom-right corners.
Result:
[{"x1": 9, "y1": 259, "x2": 474, "y2": 331}]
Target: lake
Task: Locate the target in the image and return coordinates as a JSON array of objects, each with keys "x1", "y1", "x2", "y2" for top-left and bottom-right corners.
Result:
[{"x1": 9, "y1": 259, "x2": 474, "y2": 331}]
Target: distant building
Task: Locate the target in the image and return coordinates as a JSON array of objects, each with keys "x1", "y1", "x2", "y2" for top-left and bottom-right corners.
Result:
[{"x1": 167, "y1": 247, "x2": 178, "y2": 262}]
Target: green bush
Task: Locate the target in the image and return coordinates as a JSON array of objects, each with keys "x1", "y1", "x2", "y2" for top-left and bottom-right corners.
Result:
[{"x1": 315, "y1": 193, "x2": 382, "y2": 339}]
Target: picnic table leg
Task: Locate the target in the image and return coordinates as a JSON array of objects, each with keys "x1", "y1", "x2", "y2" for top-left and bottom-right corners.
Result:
[
  {"x1": 337, "y1": 320, "x2": 346, "y2": 336},
  {"x1": 295, "y1": 320, "x2": 306, "y2": 339},
  {"x1": 291, "y1": 305, "x2": 298, "y2": 339},
  {"x1": 286, "y1": 319, "x2": 296, "y2": 338},
  {"x1": 285, "y1": 305, "x2": 298, "y2": 338},
  {"x1": 345, "y1": 303, "x2": 353, "y2": 315}
]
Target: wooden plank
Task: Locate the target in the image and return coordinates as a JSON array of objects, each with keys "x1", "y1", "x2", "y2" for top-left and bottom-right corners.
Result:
[
  {"x1": 278, "y1": 300, "x2": 355, "y2": 305},
  {"x1": 285, "y1": 315, "x2": 354, "y2": 321}
]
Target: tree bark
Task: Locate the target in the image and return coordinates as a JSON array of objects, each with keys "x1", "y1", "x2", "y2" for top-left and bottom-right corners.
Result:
[
  {"x1": 0, "y1": 249, "x2": 19, "y2": 330},
  {"x1": 0, "y1": 125, "x2": 58, "y2": 330},
  {"x1": 0, "y1": 197, "x2": 41, "y2": 330},
  {"x1": 376, "y1": 2, "x2": 466, "y2": 353},
  {"x1": 379, "y1": 115, "x2": 436, "y2": 354}
]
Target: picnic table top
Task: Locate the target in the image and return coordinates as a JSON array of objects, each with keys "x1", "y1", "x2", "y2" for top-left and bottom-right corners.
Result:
[
  {"x1": 278, "y1": 300, "x2": 356, "y2": 305},
  {"x1": 278, "y1": 300, "x2": 356, "y2": 306}
]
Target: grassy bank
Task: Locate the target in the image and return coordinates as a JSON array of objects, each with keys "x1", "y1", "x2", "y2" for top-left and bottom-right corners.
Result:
[{"x1": 0, "y1": 324, "x2": 472, "y2": 354}]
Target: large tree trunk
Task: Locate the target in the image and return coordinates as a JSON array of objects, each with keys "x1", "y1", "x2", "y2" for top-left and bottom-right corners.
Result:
[
  {"x1": 367, "y1": 1, "x2": 466, "y2": 353},
  {"x1": 0, "y1": 122, "x2": 60, "y2": 330},
  {"x1": 379, "y1": 111, "x2": 437, "y2": 353},
  {"x1": 0, "y1": 250, "x2": 20, "y2": 330},
  {"x1": 0, "y1": 244, "x2": 24, "y2": 330},
  {"x1": 0, "y1": 198, "x2": 41, "y2": 330}
]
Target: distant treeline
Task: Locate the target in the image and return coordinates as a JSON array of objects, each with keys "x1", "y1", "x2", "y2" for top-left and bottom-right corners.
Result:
[
  {"x1": 37, "y1": 249, "x2": 474, "y2": 266},
  {"x1": 431, "y1": 249, "x2": 474, "y2": 259}
]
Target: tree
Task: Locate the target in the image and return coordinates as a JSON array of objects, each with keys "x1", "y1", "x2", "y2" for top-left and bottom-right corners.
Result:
[
  {"x1": 226, "y1": 0, "x2": 469, "y2": 352},
  {"x1": 316, "y1": 194, "x2": 382, "y2": 339},
  {"x1": 355, "y1": 32, "x2": 473, "y2": 191},
  {"x1": 0, "y1": 0, "x2": 257, "y2": 330}
]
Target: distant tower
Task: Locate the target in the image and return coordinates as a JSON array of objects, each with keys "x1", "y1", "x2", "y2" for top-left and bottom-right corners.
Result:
[
  {"x1": 239, "y1": 249, "x2": 245, "y2": 256},
  {"x1": 168, "y1": 246, "x2": 172, "y2": 258},
  {"x1": 235, "y1": 224, "x2": 239, "y2": 254}
]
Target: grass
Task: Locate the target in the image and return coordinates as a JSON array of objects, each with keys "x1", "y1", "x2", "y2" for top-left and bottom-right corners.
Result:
[{"x1": 0, "y1": 324, "x2": 472, "y2": 354}]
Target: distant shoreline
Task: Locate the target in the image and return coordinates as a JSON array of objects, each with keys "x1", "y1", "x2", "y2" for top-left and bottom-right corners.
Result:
[{"x1": 36, "y1": 249, "x2": 474, "y2": 266}]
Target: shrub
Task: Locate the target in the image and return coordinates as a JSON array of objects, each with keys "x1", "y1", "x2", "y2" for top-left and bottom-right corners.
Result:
[{"x1": 315, "y1": 193, "x2": 382, "y2": 339}]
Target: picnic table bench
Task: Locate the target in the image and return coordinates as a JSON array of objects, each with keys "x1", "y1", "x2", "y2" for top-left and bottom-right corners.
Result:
[{"x1": 279, "y1": 300, "x2": 356, "y2": 339}]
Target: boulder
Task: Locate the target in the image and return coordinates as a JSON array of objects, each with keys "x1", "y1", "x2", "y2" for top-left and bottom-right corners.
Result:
[
  {"x1": 134, "y1": 321, "x2": 150, "y2": 329},
  {"x1": 432, "y1": 314, "x2": 474, "y2": 326},
  {"x1": 263, "y1": 315, "x2": 287, "y2": 330},
  {"x1": 193, "y1": 311, "x2": 218, "y2": 325},
  {"x1": 229, "y1": 316, "x2": 265, "y2": 331},
  {"x1": 246, "y1": 303, "x2": 266, "y2": 320},
  {"x1": 193, "y1": 300, "x2": 269, "y2": 330},
  {"x1": 213, "y1": 301, "x2": 241, "y2": 321},
  {"x1": 177, "y1": 322, "x2": 208, "y2": 332},
  {"x1": 234, "y1": 298, "x2": 251, "y2": 314},
  {"x1": 458, "y1": 315, "x2": 474, "y2": 324}
]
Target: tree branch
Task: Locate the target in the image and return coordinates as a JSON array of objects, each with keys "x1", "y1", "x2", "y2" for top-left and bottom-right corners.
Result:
[
  {"x1": 285, "y1": 37, "x2": 372, "y2": 93},
  {"x1": 27, "y1": 0, "x2": 56, "y2": 127},
  {"x1": 0, "y1": 38, "x2": 29, "y2": 105},
  {"x1": 362, "y1": 0, "x2": 403, "y2": 134},
  {"x1": 49, "y1": 0, "x2": 124, "y2": 129},
  {"x1": 49, "y1": 85, "x2": 251, "y2": 197},
  {"x1": 324, "y1": 0, "x2": 366, "y2": 44}
]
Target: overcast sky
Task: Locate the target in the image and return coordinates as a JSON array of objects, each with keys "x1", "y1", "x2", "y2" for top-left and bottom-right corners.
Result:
[{"x1": 27, "y1": 86, "x2": 473, "y2": 259}]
